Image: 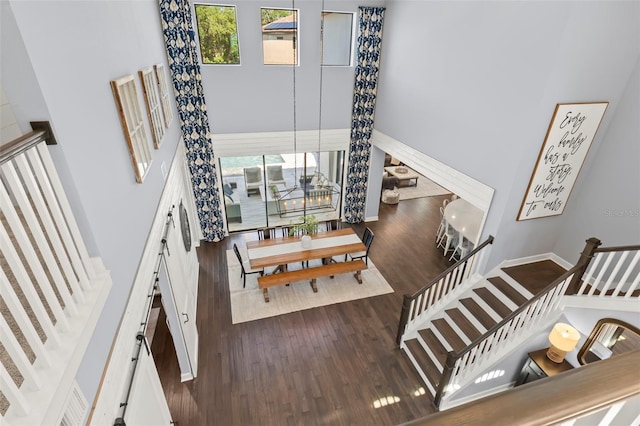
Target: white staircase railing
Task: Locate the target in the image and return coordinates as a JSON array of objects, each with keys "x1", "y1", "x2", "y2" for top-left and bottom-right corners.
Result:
[
  {"x1": 573, "y1": 241, "x2": 640, "y2": 299},
  {"x1": 396, "y1": 236, "x2": 494, "y2": 345},
  {"x1": 1, "y1": 128, "x2": 111, "y2": 425},
  {"x1": 433, "y1": 263, "x2": 581, "y2": 407}
]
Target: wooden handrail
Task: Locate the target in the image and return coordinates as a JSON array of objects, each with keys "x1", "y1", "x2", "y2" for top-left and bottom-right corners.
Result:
[
  {"x1": 432, "y1": 262, "x2": 583, "y2": 407},
  {"x1": 593, "y1": 243, "x2": 640, "y2": 253},
  {"x1": 454, "y1": 263, "x2": 582, "y2": 362},
  {"x1": 0, "y1": 121, "x2": 56, "y2": 165},
  {"x1": 402, "y1": 350, "x2": 640, "y2": 426}
]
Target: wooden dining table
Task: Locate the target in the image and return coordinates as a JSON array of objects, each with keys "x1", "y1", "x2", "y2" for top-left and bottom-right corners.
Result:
[{"x1": 247, "y1": 228, "x2": 366, "y2": 271}]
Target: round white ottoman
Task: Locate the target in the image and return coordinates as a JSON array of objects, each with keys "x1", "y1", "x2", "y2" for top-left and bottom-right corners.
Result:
[{"x1": 382, "y1": 189, "x2": 400, "y2": 204}]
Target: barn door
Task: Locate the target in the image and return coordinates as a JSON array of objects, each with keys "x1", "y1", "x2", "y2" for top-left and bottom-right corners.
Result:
[{"x1": 157, "y1": 205, "x2": 199, "y2": 380}]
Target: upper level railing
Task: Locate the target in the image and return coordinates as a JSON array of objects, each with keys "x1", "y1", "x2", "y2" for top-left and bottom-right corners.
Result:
[
  {"x1": 1, "y1": 124, "x2": 109, "y2": 425},
  {"x1": 395, "y1": 236, "x2": 494, "y2": 345},
  {"x1": 568, "y1": 238, "x2": 640, "y2": 298},
  {"x1": 402, "y1": 350, "x2": 640, "y2": 426}
]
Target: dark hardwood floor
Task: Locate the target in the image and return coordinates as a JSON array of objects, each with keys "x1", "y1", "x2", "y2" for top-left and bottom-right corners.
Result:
[{"x1": 151, "y1": 195, "x2": 454, "y2": 426}]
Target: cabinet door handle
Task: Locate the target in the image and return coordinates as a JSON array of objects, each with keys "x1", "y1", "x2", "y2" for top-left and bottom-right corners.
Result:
[{"x1": 182, "y1": 312, "x2": 189, "y2": 323}]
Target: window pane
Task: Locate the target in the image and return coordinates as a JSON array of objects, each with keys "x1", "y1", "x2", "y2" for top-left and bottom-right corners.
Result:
[
  {"x1": 194, "y1": 5, "x2": 240, "y2": 64},
  {"x1": 322, "y1": 12, "x2": 353, "y2": 66},
  {"x1": 261, "y1": 8, "x2": 298, "y2": 65}
]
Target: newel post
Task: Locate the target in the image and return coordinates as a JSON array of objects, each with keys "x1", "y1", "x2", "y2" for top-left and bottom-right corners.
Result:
[
  {"x1": 395, "y1": 294, "x2": 413, "y2": 346},
  {"x1": 433, "y1": 351, "x2": 457, "y2": 410},
  {"x1": 567, "y1": 237, "x2": 602, "y2": 295}
]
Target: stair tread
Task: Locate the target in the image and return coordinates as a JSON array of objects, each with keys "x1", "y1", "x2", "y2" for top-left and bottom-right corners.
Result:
[
  {"x1": 473, "y1": 287, "x2": 512, "y2": 318},
  {"x1": 460, "y1": 298, "x2": 497, "y2": 330},
  {"x1": 432, "y1": 318, "x2": 467, "y2": 353},
  {"x1": 418, "y1": 328, "x2": 448, "y2": 363},
  {"x1": 405, "y1": 338, "x2": 442, "y2": 388},
  {"x1": 487, "y1": 276, "x2": 528, "y2": 306},
  {"x1": 501, "y1": 260, "x2": 567, "y2": 295},
  {"x1": 446, "y1": 308, "x2": 482, "y2": 341}
]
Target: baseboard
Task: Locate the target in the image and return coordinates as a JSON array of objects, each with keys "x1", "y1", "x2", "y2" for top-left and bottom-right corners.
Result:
[
  {"x1": 495, "y1": 252, "x2": 573, "y2": 271},
  {"x1": 562, "y1": 295, "x2": 640, "y2": 312},
  {"x1": 440, "y1": 381, "x2": 515, "y2": 411},
  {"x1": 365, "y1": 216, "x2": 379, "y2": 222}
]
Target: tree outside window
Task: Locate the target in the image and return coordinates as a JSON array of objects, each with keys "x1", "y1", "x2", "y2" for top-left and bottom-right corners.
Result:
[{"x1": 194, "y1": 4, "x2": 240, "y2": 64}]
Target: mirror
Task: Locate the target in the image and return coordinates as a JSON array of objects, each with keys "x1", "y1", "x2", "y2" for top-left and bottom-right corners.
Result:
[{"x1": 578, "y1": 318, "x2": 640, "y2": 365}]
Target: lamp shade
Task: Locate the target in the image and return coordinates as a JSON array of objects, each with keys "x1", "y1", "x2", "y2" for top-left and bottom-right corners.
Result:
[{"x1": 548, "y1": 323, "x2": 581, "y2": 351}]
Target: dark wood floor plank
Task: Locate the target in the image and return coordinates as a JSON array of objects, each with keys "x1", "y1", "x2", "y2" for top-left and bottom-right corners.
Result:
[
  {"x1": 460, "y1": 297, "x2": 497, "y2": 331},
  {"x1": 446, "y1": 308, "x2": 482, "y2": 341},
  {"x1": 151, "y1": 195, "x2": 454, "y2": 425},
  {"x1": 501, "y1": 260, "x2": 567, "y2": 294},
  {"x1": 487, "y1": 276, "x2": 529, "y2": 306},
  {"x1": 473, "y1": 287, "x2": 513, "y2": 318},
  {"x1": 432, "y1": 318, "x2": 467, "y2": 353}
]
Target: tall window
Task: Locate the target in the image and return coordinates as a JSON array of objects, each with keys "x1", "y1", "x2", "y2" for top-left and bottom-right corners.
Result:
[
  {"x1": 194, "y1": 4, "x2": 240, "y2": 64},
  {"x1": 321, "y1": 11, "x2": 354, "y2": 66},
  {"x1": 261, "y1": 8, "x2": 298, "y2": 65}
]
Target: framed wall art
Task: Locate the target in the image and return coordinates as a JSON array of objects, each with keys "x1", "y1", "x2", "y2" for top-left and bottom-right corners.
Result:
[
  {"x1": 139, "y1": 67, "x2": 166, "y2": 148},
  {"x1": 111, "y1": 74, "x2": 153, "y2": 183},
  {"x1": 517, "y1": 102, "x2": 608, "y2": 221}
]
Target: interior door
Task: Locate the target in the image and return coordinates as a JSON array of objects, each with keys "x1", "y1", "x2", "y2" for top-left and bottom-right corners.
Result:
[
  {"x1": 157, "y1": 212, "x2": 199, "y2": 380},
  {"x1": 124, "y1": 341, "x2": 174, "y2": 425}
]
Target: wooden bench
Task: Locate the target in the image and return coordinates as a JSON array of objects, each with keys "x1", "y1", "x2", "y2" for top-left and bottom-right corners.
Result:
[{"x1": 257, "y1": 260, "x2": 368, "y2": 302}]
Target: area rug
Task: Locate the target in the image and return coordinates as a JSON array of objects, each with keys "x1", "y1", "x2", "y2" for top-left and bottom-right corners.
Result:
[
  {"x1": 227, "y1": 249, "x2": 394, "y2": 324},
  {"x1": 397, "y1": 175, "x2": 451, "y2": 200}
]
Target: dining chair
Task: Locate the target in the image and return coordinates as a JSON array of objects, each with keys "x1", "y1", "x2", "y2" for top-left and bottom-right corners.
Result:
[
  {"x1": 437, "y1": 221, "x2": 457, "y2": 256},
  {"x1": 233, "y1": 243, "x2": 263, "y2": 288},
  {"x1": 257, "y1": 226, "x2": 275, "y2": 240},
  {"x1": 436, "y1": 207, "x2": 447, "y2": 243},
  {"x1": 443, "y1": 198, "x2": 450, "y2": 208},
  {"x1": 449, "y1": 231, "x2": 473, "y2": 262},
  {"x1": 325, "y1": 219, "x2": 341, "y2": 231},
  {"x1": 346, "y1": 227, "x2": 374, "y2": 265}
]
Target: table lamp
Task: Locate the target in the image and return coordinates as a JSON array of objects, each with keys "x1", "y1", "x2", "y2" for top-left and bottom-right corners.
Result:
[{"x1": 547, "y1": 322, "x2": 580, "y2": 363}]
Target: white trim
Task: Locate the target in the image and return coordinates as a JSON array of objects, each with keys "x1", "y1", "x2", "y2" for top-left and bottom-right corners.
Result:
[
  {"x1": 212, "y1": 129, "x2": 350, "y2": 158},
  {"x1": 370, "y1": 129, "x2": 494, "y2": 212},
  {"x1": 89, "y1": 142, "x2": 198, "y2": 424},
  {"x1": 440, "y1": 382, "x2": 515, "y2": 411},
  {"x1": 364, "y1": 216, "x2": 378, "y2": 222},
  {"x1": 493, "y1": 252, "x2": 573, "y2": 271},
  {"x1": 562, "y1": 295, "x2": 640, "y2": 312},
  {"x1": 370, "y1": 129, "x2": 494, "y2": 244}
]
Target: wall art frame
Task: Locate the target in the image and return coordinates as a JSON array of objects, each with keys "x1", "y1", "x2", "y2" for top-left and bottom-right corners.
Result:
[
  {"x1": 517, "y1": 101, "x2": 608, "y2": 221},
  {"x1": 111, "y1": 74, "x2": 153, "y2": 183}
]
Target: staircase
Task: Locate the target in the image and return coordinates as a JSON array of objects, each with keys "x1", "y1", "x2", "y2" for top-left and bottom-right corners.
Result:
[
  {"x1": 396, "y1": 236, "x2": 640, "y2": 410},
  {"x1": 402, "y1": 260, "x2": 565, "y2": 398}
]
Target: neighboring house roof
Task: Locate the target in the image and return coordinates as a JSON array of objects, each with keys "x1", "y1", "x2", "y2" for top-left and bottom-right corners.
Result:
[{"x1": 263, "y1": 14, "x2": 297, "y2": 32}]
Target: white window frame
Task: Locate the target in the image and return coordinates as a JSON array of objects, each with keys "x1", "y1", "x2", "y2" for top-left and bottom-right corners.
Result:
[
  {"x1": 321, "y1": 10, "x2": 355, "y2": 67},
  {"x1": 193, "y1": 3, "x2": 241, "y2": 66},
  {"x1": 261, "y1": 7, "x2": 300, "y2": 66}
]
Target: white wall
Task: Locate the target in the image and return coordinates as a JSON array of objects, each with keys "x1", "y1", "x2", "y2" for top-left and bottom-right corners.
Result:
[
  {"x1": 553, "y1": 58, "x2": 640, "y2": 261},
  {"x1": 198, "y1": 0, "x2": 384, "y2": 136},
  {"x1": 1, "y1": 0, "x2": 181, "y2": 405},
  {"x1": 374, "y1": 1, "x2": 639, "y2": 270}
]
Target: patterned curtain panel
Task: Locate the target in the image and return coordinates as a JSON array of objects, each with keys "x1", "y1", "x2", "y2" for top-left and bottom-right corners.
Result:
[
  {"x1": 158, "y1": 0, "x2": 225, "y2": 241},
  {"x1": 344, "y1": 7, "x2": 386, "y2": 223}
]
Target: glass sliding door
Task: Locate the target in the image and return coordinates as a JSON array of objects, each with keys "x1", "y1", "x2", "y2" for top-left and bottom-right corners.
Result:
[
  {"x1": 219, "y1": 151, "x2": 345, "y2": 232},
  {"x1": 218, "y1": 156, "x2": 269, "y2": 232}
]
